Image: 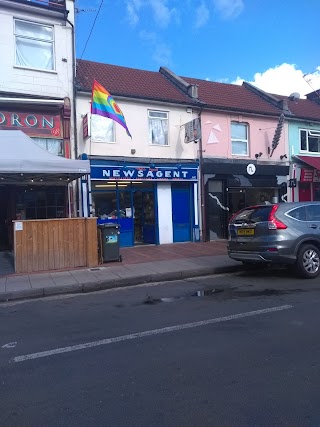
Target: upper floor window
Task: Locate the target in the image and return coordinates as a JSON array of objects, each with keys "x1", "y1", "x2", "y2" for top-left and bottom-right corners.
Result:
[
  {"x1": 90, "y1": 115, "x2": 115, "y2": 143},
  {"x1": 32, "y1": 137, "x2": 64, "y2": 156},
  {"x1": 148, "y1": 110, "x2": 168, "y2": 146},
  {"x1": 300, "y1": 129, "x2": 320, "y2": 153},
  {"x1": 231, "y1": 122, "x2": 248, "y2": 156},
  {"x1": 15, "y1": 20, "x2": 54, "y2": 71}
]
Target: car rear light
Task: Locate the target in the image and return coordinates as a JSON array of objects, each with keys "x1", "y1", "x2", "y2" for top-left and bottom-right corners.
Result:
[
  {"x1": 268, "y1": 205, "x2": 287, "y2": 230},
  {"x1": 228, "y1": 211, "x2": 239, "y2": 224}
]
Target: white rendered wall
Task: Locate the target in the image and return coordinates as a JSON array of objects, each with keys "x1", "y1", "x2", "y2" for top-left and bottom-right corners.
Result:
[
  {"x1": 76, "y1": 95, "x2": 198, "y2": 161},
  {"x1": 157, "y1": 183, "x2": 173, "y2": 244},
  {"x1": 0, "y1": 5, "x2": 74, "y2": 99}
]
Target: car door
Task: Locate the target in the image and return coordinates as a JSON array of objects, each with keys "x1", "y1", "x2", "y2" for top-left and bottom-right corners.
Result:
[{"x1": 306, "y1": 205, "x2": 320, "y2": 238}]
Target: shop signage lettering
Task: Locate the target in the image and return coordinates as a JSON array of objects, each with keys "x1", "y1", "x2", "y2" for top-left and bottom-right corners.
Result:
[
  {"x1": 0, "y1": 111, "x2": 61, "y2": 137},
  {"x1": 301, "y1": 168, "x2": 315, "y2": 183},
  {"x1": 91, "y1": 165, "x2": 198, "y2": 181}
]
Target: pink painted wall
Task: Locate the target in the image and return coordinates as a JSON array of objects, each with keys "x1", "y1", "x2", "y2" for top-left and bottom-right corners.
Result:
[{"x1": 201, "y1": 111, "x2": 288, "y2": 162}]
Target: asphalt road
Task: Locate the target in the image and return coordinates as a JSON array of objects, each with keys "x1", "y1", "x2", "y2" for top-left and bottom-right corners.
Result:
[{"x1": 1, "y1": 267, "x2": 320, "y2": 426}]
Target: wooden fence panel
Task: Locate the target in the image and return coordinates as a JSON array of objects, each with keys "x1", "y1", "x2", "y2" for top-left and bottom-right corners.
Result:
[{"x1": 13, "y1": 218, "x2": 98, "y2": 274}]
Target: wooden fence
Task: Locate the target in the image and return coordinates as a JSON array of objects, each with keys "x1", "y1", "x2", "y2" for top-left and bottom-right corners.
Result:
[{"x1": 13, "y1": 218, "x2": 98, "y2": 274}]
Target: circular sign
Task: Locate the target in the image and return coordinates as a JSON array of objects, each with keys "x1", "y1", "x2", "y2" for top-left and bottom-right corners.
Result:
[
  {"x1": 247, "y1": 163, "x2": 256, "y2": 175},
  {"x1": 51, "y1": 128, "x2": 60, "y2": 136}
]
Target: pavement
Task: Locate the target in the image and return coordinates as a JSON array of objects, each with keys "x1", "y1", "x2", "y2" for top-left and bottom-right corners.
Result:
[{"x1": 0, "y1": 240, "x2": 241, "y2": 302}]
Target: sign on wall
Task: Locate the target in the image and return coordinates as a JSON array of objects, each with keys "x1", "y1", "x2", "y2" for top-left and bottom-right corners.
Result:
[
  {"x1": 0, "y1": 111, "x2": 61, "y2": 137},
  {"x1": 91, "y1": 165, "x2": 198, "y2": 181}
]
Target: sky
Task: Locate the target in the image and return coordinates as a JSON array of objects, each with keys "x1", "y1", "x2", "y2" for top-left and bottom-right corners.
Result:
[{"x1": 75, "y1": 0, "x2": 320, "y2": 98}]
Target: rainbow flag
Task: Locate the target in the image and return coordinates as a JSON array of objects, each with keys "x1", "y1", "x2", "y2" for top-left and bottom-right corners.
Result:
[{"x1": 91, "y1": 80, "x2": 132, "y2": 138}]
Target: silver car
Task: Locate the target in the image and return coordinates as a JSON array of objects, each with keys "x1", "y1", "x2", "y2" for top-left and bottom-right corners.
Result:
[{"x1": 227, "y1": 202, "x2": 320, "y2": 279}]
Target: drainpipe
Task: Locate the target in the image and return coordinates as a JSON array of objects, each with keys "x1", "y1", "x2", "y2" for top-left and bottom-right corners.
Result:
[
  {"x1": 198, "y1": 108, "x2": 207, "y2": 242},
  {"x1": 66, "y1": 17, "x2": 79, "y2": 217},
  {"x1": 66, "y1": 18, "x2": 78, "y2": 160}
]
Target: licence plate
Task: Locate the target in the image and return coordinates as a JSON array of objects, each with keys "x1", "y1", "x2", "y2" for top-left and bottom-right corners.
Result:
[{"x1": 237, "y1": 228, "x2": 254, "y2": 236}]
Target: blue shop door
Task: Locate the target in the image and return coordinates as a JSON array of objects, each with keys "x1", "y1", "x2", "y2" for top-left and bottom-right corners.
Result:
[{"x1": 172, "y1": 185, "x2": 191, "y2": 242}]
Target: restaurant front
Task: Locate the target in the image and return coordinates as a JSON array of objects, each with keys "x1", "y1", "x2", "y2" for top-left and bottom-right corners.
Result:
[{"x1": 0, "y1": 130, "x2": 91, "y2": 272}]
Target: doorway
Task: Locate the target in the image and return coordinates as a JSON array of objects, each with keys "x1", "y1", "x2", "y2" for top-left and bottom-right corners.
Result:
[
  {"x1": 133, "y1": 187, "x2": 156, "y2": 244},
  {"x1": 0, "y1": 187, "x2": 11, "y2": 251},
  {"x1": 171, "y1": 184, "x2": 191, "y2": 242}
]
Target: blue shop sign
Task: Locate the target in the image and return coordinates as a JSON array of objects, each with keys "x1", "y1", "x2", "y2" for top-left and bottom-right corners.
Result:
[{"x1": 91, "y1": 165, "x2": 198, "y2": 181}]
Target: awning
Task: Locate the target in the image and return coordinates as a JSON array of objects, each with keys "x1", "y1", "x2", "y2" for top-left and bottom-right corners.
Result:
[
  {"x1": 295, "y1": 155, "x2": 320, "y2": 170},
  {"x1": 0, "y1": 130, "x2": 90, "y2": 183}
]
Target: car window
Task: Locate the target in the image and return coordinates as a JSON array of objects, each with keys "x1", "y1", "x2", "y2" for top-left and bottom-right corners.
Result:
[
  {"x1": 306, "y1": 205, "x2": 320, "y2": 221},
  {"x1": 286, "y1": 206, "x2": 306, "y2": 221},
  {"x1": 233, "y1": 206, "x2": 273, "y2": 224}
]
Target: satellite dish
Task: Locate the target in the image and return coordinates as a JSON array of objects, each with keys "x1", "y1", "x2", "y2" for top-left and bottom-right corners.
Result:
[{"x1": 289, "y1": 92, "x2": 300, "y2": 102}]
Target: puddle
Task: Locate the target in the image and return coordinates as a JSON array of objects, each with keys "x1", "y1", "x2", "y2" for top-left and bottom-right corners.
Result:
[
  {"x1": 143, "y1": 287, "x2": 303, "y2": 305},
  {"x1": 191, "y1": 289, "x2": 224, "y2": 297},
  {"x1": 144, "y1": 295, "x2": 185, "y2": 305}
]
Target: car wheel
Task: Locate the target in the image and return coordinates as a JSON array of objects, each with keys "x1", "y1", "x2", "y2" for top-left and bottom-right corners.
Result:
[{"x1": 295, "y1": 244, "x2": 320, "y2": 279}]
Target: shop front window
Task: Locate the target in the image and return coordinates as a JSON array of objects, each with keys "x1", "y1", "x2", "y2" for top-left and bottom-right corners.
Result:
[
  {"x1": 16, "y1": 186, "x2": 66, "y2": 220},
  {"x1": 93, "y1": 192, "x2": 117, "y2": 220}
]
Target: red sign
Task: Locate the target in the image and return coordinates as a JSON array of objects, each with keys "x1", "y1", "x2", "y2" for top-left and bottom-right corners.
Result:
[
  {"x1": 83, "y1": 114, "x2": 89, "y2": 140},
  {"x1": 0, "y1": 111, "x2": 61, "y2": 137},
  {"x1": 300, "y1": 168, "x2": 314, "y2": 183}
]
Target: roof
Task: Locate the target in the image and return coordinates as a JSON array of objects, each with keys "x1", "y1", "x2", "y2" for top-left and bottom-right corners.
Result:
[
  {"x1": 76, "y1": 59, "x2": 197, "y2": 106},
  {"x1": 179, "y1": 76, "x2": 281, "y2": 116},
  {"x1": 282, "y1": 97, "x2": 320, "y2": 122},
  {"x1": 76, "y1": 59, "x2": 320, "y2": 121}
]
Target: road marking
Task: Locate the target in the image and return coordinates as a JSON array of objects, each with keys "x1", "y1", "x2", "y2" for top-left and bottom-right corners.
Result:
[
  {"x1": 2, "y1": 342, "x2": 17, "y2": 349},
  {"x1": 12, "y1": 305, "x2": 292, "y2": 363}
]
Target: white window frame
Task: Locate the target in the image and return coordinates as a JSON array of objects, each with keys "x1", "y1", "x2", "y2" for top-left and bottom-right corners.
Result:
[
  {"x1": 148, "y1": 110, "x2": 169, "y2": 146},
  {"x1": 300, "y1": 128, "x2": 320, "y2": 153},
  {"x1": 231, "y1": 122, "x2": 249, "y2": 156},
  {"x1": 14, "y1": 19, "x2": 55, "y2": 72}
]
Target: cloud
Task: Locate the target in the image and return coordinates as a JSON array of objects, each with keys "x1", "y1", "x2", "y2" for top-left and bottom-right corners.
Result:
[
  {"x1": 139, "y1": 30, "x2": 173, "y2": 67},
  {"x1": 126, "y1": 0, "x2": 179, "y2": 29},
  {"x1": 213, "y1": 0, "x2": 244, "y2": 19},
  {"x1": 233, "y1": 63, "x2": 320, "y2": 98},
  {"x1": 126, "y1": 0, "x2": 143, "y2": 27},
  {"x1": 152, "y1": 43, "x2": 173, "y2": 66},
  {"x1": 149, "y1": 0, "x2": 179, "y2": 28},
  {"x1": 194, "y1": 2, "x2": 210, "y2": 29}
]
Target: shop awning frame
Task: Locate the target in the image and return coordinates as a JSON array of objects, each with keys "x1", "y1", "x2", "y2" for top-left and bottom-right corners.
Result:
[
  {"x1": 294, "y1": 155, "x2": 320, "y2": 170},
  {"x1": 0, "y1": 130, "x2": 90, "y2": 182}
]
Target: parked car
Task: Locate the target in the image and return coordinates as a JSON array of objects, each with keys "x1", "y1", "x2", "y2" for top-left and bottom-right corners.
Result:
[{"x1": 227, "y1": 202, "x2": 320, "y2": 279}]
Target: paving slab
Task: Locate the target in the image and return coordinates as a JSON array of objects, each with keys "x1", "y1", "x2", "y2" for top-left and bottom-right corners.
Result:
[
  {"x1": 6, "y1": 276, "x2": 31, "y2": 291},
  {"x1": 30, "y1": 273, "x2": 56, "y2": 289},
  {"x1": 69, "y1": 270, "x2": 102, "y2": 284},
  {"x1": 50, "y1": 272, "x2": 79, "y2": 286}
]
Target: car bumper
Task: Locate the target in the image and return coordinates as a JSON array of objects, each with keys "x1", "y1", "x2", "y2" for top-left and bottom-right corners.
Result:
[{"x1": 228, "y1": 250, "x2": 296, "y2": 264}]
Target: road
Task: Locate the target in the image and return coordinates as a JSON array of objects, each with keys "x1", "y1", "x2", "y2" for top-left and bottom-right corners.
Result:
[{"x1": 1, "y1": 267, "x2": 320, "y2": 426}]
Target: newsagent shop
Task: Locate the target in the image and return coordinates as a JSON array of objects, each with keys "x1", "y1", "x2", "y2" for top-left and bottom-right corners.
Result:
[{"x1": 81, "y1": 158, "x2": 200, "y2": 247}]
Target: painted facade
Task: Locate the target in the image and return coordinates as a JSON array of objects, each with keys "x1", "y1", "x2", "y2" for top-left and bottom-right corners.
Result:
[
  {"x1": 76, "y1": 64, "x2": 201, "y2": 247},
  {"x1": 200, "y1": 111, "x2": 289, "y2": 239}
]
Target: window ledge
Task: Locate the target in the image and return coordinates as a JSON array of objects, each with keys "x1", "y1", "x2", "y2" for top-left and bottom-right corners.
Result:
[{"x1": 14, "y1": 65, "x2": 57, "y2": 74}]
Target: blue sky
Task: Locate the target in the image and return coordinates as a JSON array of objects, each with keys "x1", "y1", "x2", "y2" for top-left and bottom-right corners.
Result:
[{"x1": 75, "y1": 0, "x2": 320, "y2": 97}]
